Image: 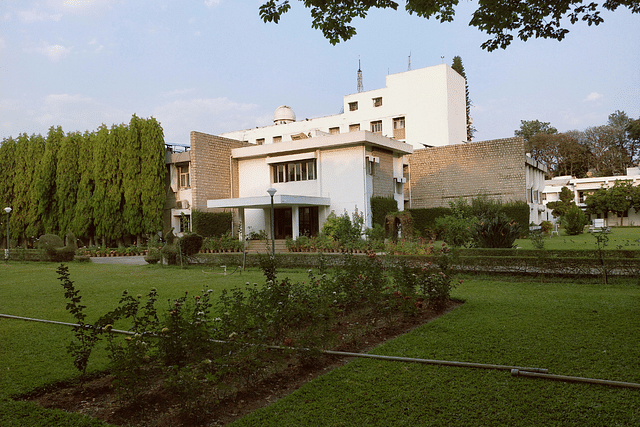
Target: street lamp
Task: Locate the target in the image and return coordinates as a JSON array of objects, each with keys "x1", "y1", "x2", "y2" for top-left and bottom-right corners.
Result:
[
  {"x1": 4, "y1": 207, "x2": 11, "y2": 260},
  {"x1": 266, "y1": 188, "x2": 277, "y2": 258}
]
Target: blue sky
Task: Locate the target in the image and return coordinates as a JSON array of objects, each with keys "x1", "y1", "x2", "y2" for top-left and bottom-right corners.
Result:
[{"x1": 1, "y1": 0, "x2": 639, "y2": 145}]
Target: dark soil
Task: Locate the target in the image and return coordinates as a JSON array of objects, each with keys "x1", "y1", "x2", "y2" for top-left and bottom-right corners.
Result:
[{"x1": 22, "y1": 301, "x2": 462, "y2": 426}]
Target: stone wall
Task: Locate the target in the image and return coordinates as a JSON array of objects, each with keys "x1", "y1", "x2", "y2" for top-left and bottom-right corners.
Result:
[
  {"x1": 190, "y1": 132, "x2": 252, "y2": 211},
  {"x1": 407, "y1": 137, "x2": 526, "y2": 208}
]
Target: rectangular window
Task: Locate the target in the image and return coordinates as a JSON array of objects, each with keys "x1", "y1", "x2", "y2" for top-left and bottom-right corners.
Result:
[
  {"x1": 273, "y1": 136, "x2": 282, "y2": 143},
  {"x1": 256, "y1": 138, "x2": 265, "y2": 145},
  {"x1": 373, "y1": 97, "x2": 382, "y2": 107},
  {"x1": 393, "y1": 117, "x2": 405, "y2": 139},
  {"x1": 329, "y1": 127, "x2": 340, "y2": 135},
  {"x1": 370, "y1": 120, "x2": 382, "y2": 134},
  {"x1": 349, "y1": 101, "x2": 358, "y2": 111},
  {"x1": 349, "y1": 123, "x2": 360, "y2": 132},
  {"x1": 179, "y1": 164, "x2": 190, "y2": 188},
  {"x1": 273, "y1": 160, "x2": 317, "y2": 183}
]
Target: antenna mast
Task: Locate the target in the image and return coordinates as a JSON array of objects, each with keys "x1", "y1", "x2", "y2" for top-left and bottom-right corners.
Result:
[
  {"x1": 408, "y1": 52, "x2": 411, "y2": 71},
  {"x1": 357, "y1": 59, "x2": 363, "y2": 93}
]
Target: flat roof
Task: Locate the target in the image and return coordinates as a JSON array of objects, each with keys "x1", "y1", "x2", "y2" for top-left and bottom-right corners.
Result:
[
  {"x1": 231, "y1": 130, "x2": 413, "y2": 160},
  {"x1": 207, "y1": 194, "x2": 331, "y2": 210}
]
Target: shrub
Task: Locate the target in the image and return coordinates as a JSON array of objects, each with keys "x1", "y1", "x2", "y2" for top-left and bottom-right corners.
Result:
[
  {"x1": 435, "y1": 215, "x2": 476, "y2": 247},
  {"x1": 472, "y1": 212, "x2": 521, "y2": 248},
  {"x1": 370, "y1": 196, "x2": 398, "y2": 227},
  {"x1": 562, "y1": 205, "x2": 589, "y2": 235},
  {"x1": 38, "y1": 233, "x2": 75, "y2": 262},
  {"x1": 321, "y1": 209, "x2": 364, "y2": 248},
  {"x1": 192, "y1": 210, "x2": 232, "y2": 238},
  {"x1": 177, "y1": 233, "x2": 204, "y2": 256},
  {"x1": 540, "y1": 220, "x2": 553, "y2": 234}
]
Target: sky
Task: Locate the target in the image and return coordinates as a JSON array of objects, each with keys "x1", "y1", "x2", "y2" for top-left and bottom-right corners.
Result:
[{"x1": 1, "y1": 0, "x2": 639, "y2": 146}]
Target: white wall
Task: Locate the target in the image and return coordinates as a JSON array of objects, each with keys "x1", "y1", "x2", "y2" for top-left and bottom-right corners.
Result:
[{"x1": 220, "y1": 64, "x2": 466, "y2": 150}]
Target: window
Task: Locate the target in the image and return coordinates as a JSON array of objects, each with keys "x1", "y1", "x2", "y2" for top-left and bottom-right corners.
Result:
[
  {"x1": 373, "y1": 97, "x2": 382, "y2": 107},
  {"x1": 349, "y1": 101, "x2": 358, "y2": 111},
  {"x1": 393, "y1": 117, "x2": 405, "y2": 139},
  {"x1": 273, "y1": 160, "x2": 317, "y2": 183},
  {"x1": 256, "y1": 138, "x2": 265, "y2": 145},
  {"x1": 349, "y1": 123, "x2": 360, "y2": 132},
  {"x1": 329, "y1": 127, "x2": 340, "y2": 135},
  {"x1": 273, "y1": 136, "x2": 282, "y2": 144},
  {"x1": 179, "y1": 164, "x2": 190, "y2": 188},
  {"x1": 370, "y1": 120, "x2": 382, "y2": 134}
]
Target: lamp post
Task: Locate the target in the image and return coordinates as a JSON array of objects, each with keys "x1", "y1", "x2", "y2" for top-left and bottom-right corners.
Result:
[
  {"x1": 266, "y1": 188, "x2": 277, "y2": 258},
  {"x1": 4, "y1": 207, "x2": 11, "y2": 260}
]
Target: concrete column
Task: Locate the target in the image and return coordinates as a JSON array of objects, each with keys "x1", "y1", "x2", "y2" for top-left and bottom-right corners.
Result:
[{"x1": 292, "y1": 206, "x2": 300, "y2": 239}]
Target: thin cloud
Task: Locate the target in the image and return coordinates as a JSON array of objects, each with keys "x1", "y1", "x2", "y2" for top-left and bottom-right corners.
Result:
[
  {"x1": 16, "y1": 9, "x2": 63, "y2": 22},
  {"x1": 204, "y1": 0, "x2": 221, "y2": 8},
  {"x1": 40, "y1": 42, "x2": 72, "y2": 61},
  {"x1": 584, "y1": 92, "x2": 603, "y2": 102},
  {"x1": 35, "y1": 93, "x2": 128, "y2": 131}
]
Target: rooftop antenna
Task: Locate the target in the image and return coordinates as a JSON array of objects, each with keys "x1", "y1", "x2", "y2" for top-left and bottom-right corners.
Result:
[
  {"x1": 441, "y1": 55, "x2": 445, "y2": 64},
  {"x1": 408, "y1": 52, "x2": 412, "y2": 71},
  {"x1": 357, "y1": 58, "x2": 363, "y2": 93}
]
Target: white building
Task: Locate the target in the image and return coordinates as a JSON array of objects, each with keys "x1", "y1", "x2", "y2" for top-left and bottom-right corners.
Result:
[
  {"x1": 206, "y1": 131, "x2": 412, "y2": 240},
  {"x1": 220, "y1": 64, "x2": 467, "y2": 150},
  {"x1": 543, "y1": 167, "x2": 640, "y2": 225}
]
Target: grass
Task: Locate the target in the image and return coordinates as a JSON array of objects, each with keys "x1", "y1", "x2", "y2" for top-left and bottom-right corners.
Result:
[
  {"x1": 1, "y1": 261, "x2": 639, "y2": 426},
  {"x1": 515, "y1": 226, "x2": 640, "y2": 250},
  {"x1": 232, "y1": 275, "x2": 640, "y2": 426}
]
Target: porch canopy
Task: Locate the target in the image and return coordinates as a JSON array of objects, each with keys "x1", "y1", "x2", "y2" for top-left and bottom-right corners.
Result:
[
  {"x1": 207, "y1": 194, "x2": 330, "y2": 210},
  {"x1": 207, "y1": 194, "x2": 331, "y2": 240}
]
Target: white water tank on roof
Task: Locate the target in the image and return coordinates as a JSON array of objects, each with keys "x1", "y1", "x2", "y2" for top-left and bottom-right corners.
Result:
[{"x1": 274, "y1": 105, "x2": 296, "y2": 124}]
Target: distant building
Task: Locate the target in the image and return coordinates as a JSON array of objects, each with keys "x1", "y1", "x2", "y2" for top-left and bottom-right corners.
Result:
[{"x1": 543, "y1": 167, "x2": 640, "y2": 226}]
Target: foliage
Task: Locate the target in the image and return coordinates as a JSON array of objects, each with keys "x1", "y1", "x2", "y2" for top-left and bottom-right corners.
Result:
[
  {"x1": 561, "y1": 205, "x2": 589, "y2": 235},
  {"x1": 528, "y1": 229, "x2": 546, "y2": 250},
  {"x1": 321, "y1": 209, "x2": 364, "y2": 248},
  {"x1": 0, "y1": 116, "x2": 165, "y2": 248},
  {"x1": 259, "y1": 1, "x2": 639, "y2": 50},
  {"x1": 370, "y1": 196, "x2": 398, "y2": 227},
  {"x1": 592, "y1": 230, "x2": 610, "y2": 285},
  {"x1": 177, "y1": 233, "x2": 204, "y2": 257},
  {"x1": 547, "y1": 186, "x2": 576, "y2": 218},
  {"x1": 472, "y1": 212, "x2": 521, "y2": 248},
  {"x1": 451, "y1": 56, "x2": 476, "y2": 141},
  {"x1": 435, "y1": 199, "x2": 476, "y2": 248},
  {"x1": 539, "y1": 220, "x2": 553, "y2": 234},
  {"x1": 516, "y1": 119, "x2": 558, "y2": 143},
  {"x1": 192, "y1": 210, "x2": 233, "y2": 238},
  {"x1": 406, "y1": 207, "x2": 450, "y2": 238}
]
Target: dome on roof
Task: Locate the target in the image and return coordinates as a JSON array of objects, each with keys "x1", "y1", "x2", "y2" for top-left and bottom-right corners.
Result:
[{"x1": 273, "y1": 105, "x2": 296, "y2": 124}]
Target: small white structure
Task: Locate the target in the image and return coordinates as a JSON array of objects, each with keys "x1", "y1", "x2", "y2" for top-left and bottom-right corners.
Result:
[
  {"x1": 220, "y1": 64, "x2": 467, "y2": 150},
  {"x1": 207, "y1": 131, "x2": 413, "y2": 240},
  {"x1": 542, "y1": 167, "x2": 640, "y2": 226}
]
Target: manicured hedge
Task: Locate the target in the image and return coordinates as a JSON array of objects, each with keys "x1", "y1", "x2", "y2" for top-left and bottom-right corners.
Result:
[
  {"x1": 370, "y1": 196, "x2": 399, "y2": 227},
  {"x1": 192, "y1": 210, "x2": 232, "y2": 237}
]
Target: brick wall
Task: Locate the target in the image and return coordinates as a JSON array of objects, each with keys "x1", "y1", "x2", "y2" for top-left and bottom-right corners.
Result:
[
  {"x1": 190, "y1": 132, "x2": 252, "y2": 211},
  {"x1": 371, "y1": 147, "x2": 394, "y2": 198},
  {"x1": 407, "y1": 137, "x2": 526, "y2": 208}
]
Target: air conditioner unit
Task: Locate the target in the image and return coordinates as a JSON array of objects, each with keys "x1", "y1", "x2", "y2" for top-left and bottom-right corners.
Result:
[
  {"x1": 395, "y1": 177, "x2": 407, "y2": 184},
  {"x1": 182, "y1": 200, "x2": 190, "y2": 209}
]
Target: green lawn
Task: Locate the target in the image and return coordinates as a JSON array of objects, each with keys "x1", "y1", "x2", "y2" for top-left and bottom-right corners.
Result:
[
  {"x1": 1, "y1": 261, "x2": 639, "y2": 426},
  {"x1": 516, "y1": 226, "x2": 640, "y2": 250}
]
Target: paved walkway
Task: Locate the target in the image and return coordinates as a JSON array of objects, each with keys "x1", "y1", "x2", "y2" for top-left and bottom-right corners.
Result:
[{"x1": 90, "y1": 256, "x2": 147, "y2": 265}]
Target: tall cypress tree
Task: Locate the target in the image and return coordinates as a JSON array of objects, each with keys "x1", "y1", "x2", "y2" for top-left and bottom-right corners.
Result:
[
  {"x1": 140, "y1": 117, "x2": 166, "y2": 234},
  {"x1": 123, "y1": 114, "x2": 144, "y2": 242},
  {"x1": 92, "y1": 124, "x2": 112, "y2": 246},
  {"x1": 36, "y1": 126, "x2": 64, "y2": 234},
  {"x1": 72, "y1": 131, "x2": 96, "y2": 245},
  {"x1": 0, "y1": 137, "x2": 16, "y2": 245},
  {"x1": 56, "y1": 131, "x2": 81, "y2": 235},
  {"x1": 451, "y1": 56, "x2": 476, "y2": 142}
]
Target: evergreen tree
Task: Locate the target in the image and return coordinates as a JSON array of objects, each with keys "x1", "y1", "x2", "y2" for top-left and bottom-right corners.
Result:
[
  {"x1": 36, "y1": 126, "x2": 64, "y2": 234},
  {"x1": 451, "y1": 56, "x2": 475, "y2": 141},
  {"x1": 0, "y1": 137, "x2": 16, "y2": 244},
  {"x1": 123, "y1": 115, "x2": 144, "y2": 241},
  {"x1": 140, "y1": 117, "x2": 167, "y2": 234},
  {"x1": 72, "y1": 131, "x2": 96, "y2": 244},
  {"x1": 56, "y1": 131, "x2": 81, "y2": 235}
]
